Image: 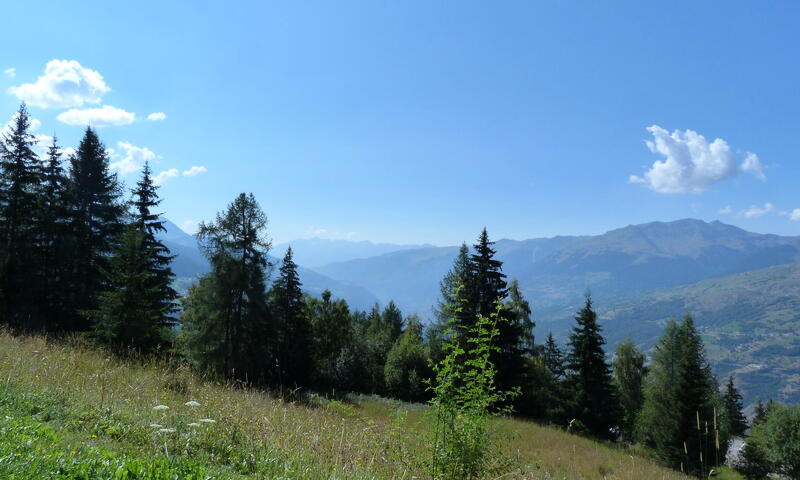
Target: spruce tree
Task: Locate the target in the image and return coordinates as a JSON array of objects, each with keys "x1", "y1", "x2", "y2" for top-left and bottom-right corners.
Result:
[
  {"x1": 181, "y1": 193, "x2": 271, "y2": 381},
  {"x1": 465, "y1": 228, "x2": 531, "y2": 396},
  {"x1": 130, "y1": 162, "x2": 177, "y2": 319},
  {"x1": 722, "y1": 375, "x2": 748, "y2": 437},
  {"x1": 752, "y1": 399, "x2": 769, "y2": 427},
  {"x1": 613, "y1": 339, "x2": 647, "y2": 439},
  {"x1": 91, "y1": 164, "x2": 177, "y2": 352},
  {"x1": 0, "y1": 104, "x2": 43, "y2": 328},
  {"x1": 565, "y1": 294, "x2": 621, "y2": 439},
  {"x1": 38, "y1": 136, "x2": 70, "y2": 329},
  {"x1": 543, "y1": 332, "x2": 565, "y2": 378},
  {"x1": 91, "y1": 226, "x2": 172, "y2": 353},
  {"x1": 64, "y1": 127, "x2": 125, "y2": 331},
  {"x1": 271, "y1": 246, "x2": 312, "y2": 387},
  {"x1": 638, "y1": 315, "x2": 723, "y2": 476}
]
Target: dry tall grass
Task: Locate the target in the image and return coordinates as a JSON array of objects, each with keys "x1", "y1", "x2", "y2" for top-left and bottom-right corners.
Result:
[{"x1": 0, "y1": 331, "x2": 688, "y2": 479}]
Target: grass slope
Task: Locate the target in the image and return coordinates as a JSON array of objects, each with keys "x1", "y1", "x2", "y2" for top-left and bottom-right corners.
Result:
[{"x1": 0, "y1": 331, "x2": 689, "y2": 479}]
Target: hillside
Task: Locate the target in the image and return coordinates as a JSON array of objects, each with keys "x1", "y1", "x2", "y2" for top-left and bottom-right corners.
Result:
[
  {"x1": 0, "y1": 331, "x2": 691, "y2": 480},
  {"x1": 273, "y1": 238, "x2": 433, "y2": 269},
  {"x1": 316, "y1": 219, "x2": 800, "y2": 318},
  {"x1": 553, "y1": 262, "x2": 800, "y2": 405}
]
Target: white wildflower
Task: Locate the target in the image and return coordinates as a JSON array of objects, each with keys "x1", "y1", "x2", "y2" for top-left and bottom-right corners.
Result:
[
  {"x1": 184, "y1": 400, "x2": 201, "y2": 408},
  {"x1": 199, "y1": 418, "x2": 215, "y2": 424},
  {"x1": 188, "y1": 422, "x2": 201, "y2": 427},
  {"x1": 157, "y1": 428, "x2": 176, "y2": 434},
  {"x1": 153, "y1": 405, "x2": 170, "y2": 412},
  {"x1": 149, "y1": 423, "x2": 163, "y2": 428}
]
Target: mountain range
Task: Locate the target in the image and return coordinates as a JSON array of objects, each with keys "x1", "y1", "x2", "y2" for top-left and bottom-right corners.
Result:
[{"x1": 159, "y1": 218, "x2": 800, "y2": 404}]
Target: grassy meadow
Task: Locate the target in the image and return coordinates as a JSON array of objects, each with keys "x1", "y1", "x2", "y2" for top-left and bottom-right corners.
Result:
[{"x1": 0, "y1": 330, "x2": 698, "y2": 479}]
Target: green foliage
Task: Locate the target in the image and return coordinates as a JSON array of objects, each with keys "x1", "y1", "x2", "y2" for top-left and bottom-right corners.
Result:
[
  {"x1": 613, "y1": 339, "x2": 646, "y2": 439},
  {"x1": 91, "y1": 164, "x2": 177, "y2": 354},
  {"x1": 565, "y1": 294, "x2": 621, "y2": 440},
  {"x1": 0, "y1": 103, "x2": 44, "y2": 329},
  {"x1": 637, "y1": 315, "x2": 726, "y2": 476},
  {"x1": 64, "y1": 127, "x2": 126, "y2": 332},
  {"x1": 384, "y1": 315, "x2": 431, "y2": 401},
  {"x1": 180, "y1": 193, "x2": 271, "y2": 381},
  {"x1": 271, "y1": 246, "x2": 312, "y2": 388},
  {"x1": 754, "y1": 403, "x2": 800, "y2": 479},
  {"x1": 428, "y1": 292, "x2": 517, "y2": 479},
  {"x1": 722, "y1": 375, "x2": 748, "y2": 437},
  {"x1": 91, "y1": 226, "x2": 173, "y2": 353},
  {"x1": 543, "y1": 332, "x2": 565, "y2": 379}
]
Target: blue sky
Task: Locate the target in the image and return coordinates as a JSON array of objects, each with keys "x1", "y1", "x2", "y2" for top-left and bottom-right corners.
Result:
[{"x1": 2, "y1": 1, "x2": 799, "y2": 245}]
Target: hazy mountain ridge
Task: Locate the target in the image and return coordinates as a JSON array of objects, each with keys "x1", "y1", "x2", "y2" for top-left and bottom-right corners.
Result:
[
  {"x1": 158, "y1": 220, "x2": 379, "y2": 310},
  {"x1": 273, "y1": 238, "x2": 433, "y2": 268}
]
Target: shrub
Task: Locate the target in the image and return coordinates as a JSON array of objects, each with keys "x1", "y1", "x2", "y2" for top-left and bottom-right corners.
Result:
[{"x1": 427, "y1": 296, "x2": 517, "y2": 479}]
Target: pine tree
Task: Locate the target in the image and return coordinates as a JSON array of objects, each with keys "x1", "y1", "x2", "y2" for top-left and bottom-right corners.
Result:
[
  {"x1": 565, "y1": 294, "x2": 621, "y2": 439},
  {"x1": 91, "y1": 226, "x2": 172, "y2": 353},
  {"x1": 307, "y1": 290, "x2": 353, "y2": 387},
  {"x1": 38, "y1": 136, "x2": 70, "y2": 329},
  {"x1": 467, "y1": 228, "x2": 507, "y2": 320},
  {"x1": 613, "y1": 339, "x2": 647, "y2": 439},
  {"x1": 429, "y1": 243, "x2": 471, "y2": 365},
  {"x1": 0, "y1": 104, "x2": 43, "y2": 328},
  {"x1": 130, "y1": 162, "x2": 178, "y2": 319},
  {"x1": 181, "y1": 193, "x2": 271, "y2": 381},
  {"x1": 722, "y1": 375, "x2": 748, "y2": 437},
  {"x1": 637, "y1": 315, "x2": 723, "y2": 476},
  {"x1": 91, "y1": 164, "x2": 177, "y2": 352},
  {"x1": 64, "y1": 127, "x2": 125, "y2": 331},
  {"x1": 752, "y1": 399, "x2": 769, "y2": 427},
  {"x1": 543, "y1": 333, "x2": 565, "y2": 378},
  {"x1": 382, "y1": 300, "x2": 404, "y2": 342},
  {"x1": 271, "y1": 246, "x2": 312, "y2": 387}
]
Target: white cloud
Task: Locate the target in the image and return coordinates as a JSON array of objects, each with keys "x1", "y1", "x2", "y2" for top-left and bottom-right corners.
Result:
[
  {"x1": 718, "y1": 205, "x2": 732, "y2": 215},
  {"x1": 182, "y1": 165, "x2": 207, "y2": 177},
  {"x1": 181, "y1": 220, "x2": 200, "y2": 234},
  {"x1": 109, "y1": 141, "x2": 157, "y2": 175},
  {"x1": 630, "y1": 125, "x2": 764, "y2": 194},
  {"x1": 146, "y1": 112, "x2": 167, "y2": 121},
  {"x1": 739, "y1": 203, "x2": 776, "y2": 219},
  {"x1": 7, "y1": 59, "x2": 110, "y2": 109},
  {"x1": 154, "y1": 168, "x2": 179, "y2": 185},
  {"x1": 790, "y1": 209, "x2": 800, "y2": 221},
  {"x1": 3, "y1": 68, "x2": 15, "y2": 78},
  {"x1": 57, "y1": 105, "x2": 135, "y2": 127},
  {"x1": 741, "y1": 152, "x2": 766, "y2": 181}
]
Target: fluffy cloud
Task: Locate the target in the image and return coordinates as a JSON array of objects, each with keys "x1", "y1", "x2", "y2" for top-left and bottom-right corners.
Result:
[
  {"x1": 3, "y1": 68, "x2": 15, "y2": 78},
  {"x1": 791, "y1": 209, "x2": 800, "y2": 221},
  {"x1": 630, "y1": 125, "x2": 764, "y2": 194},
  {"x1": 7, "y1": 59, "x2": 110, "y2": 109},
  {"x1": 182, "y1": 165, "x2": 207, "y2": 177},
  {"x1": 146, "y1": 112, "x2": 167, "y2": 121},
  {"x1": 739, "y1": 203, "x2": 775, "y2": 219},
  {"x1": 57, "y1": 105, "x2": 135, "y2": 127},
  {"x1": 718, "y1": 205, "x2": 732, "y2": 215},
  {"x1": 109, "y1": 141, "x2": 157, "y2": 175},
  {"x1": 741, "y1": 152, "x2": 766, "y2": 180},
  {"x1": 154, "y1": 168, "x2": 179, "y2": 185}
]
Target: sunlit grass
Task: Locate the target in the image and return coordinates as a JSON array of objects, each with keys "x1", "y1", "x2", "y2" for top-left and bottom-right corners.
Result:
[{"x1": 0, "y1": 330, "x2": 689, "y2": 479}]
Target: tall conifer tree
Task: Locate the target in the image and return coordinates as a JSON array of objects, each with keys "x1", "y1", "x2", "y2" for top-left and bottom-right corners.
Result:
[
  {"x1": 0, "y1": 104, "x2": 43, "y2": 328},
  {"x1": 181, "y1": 193, "x2": 271, "y2": 380},
  {"x1": 543, "y1": 332, "x2": 565, "y2": 378},
  {"x1": 38, "y1": 136, "x2": 70, "y2": 328},
  {"x1": 722, "y1": 375, "x2": 748, "y2": 437},
  {"x1": 613, "y1": 339, "x2": 647, "y2": 438},
  {"x1": 565, "y1": 294, "x2": 621, "y2": 439},
  {"x1": 271, "y1": 246, "x2": 311, "y2": 387},
  {"x1": 64, "y1": 127, "x2": 125, "y2": 331},
  {"x1": 91, "y1": 164, "x2": 177, "y2": 352}
]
